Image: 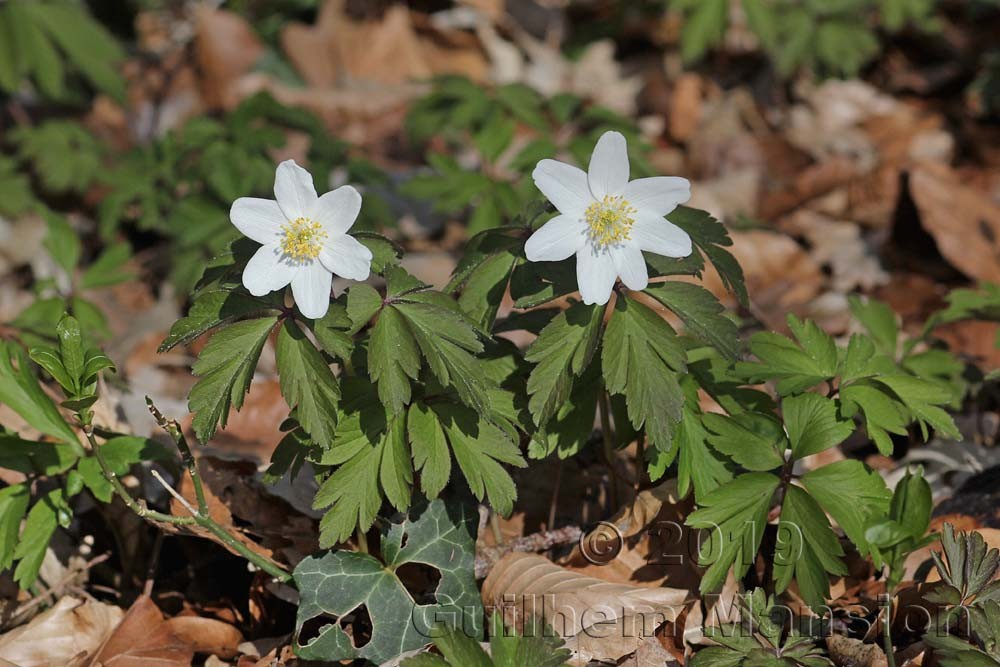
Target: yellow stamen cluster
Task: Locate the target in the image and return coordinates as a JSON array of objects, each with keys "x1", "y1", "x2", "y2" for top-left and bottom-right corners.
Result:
[
  {"x1": 280, "y1": 217, "x2": 327, "y2": 262},
  {"x1": 585, "y1": 195, "x2": 636, "y2": 248}
]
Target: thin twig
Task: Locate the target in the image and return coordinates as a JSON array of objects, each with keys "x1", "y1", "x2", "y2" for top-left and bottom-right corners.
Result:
[{"x1": 474, "y1": 525, "x2": 584, "y2": 579}]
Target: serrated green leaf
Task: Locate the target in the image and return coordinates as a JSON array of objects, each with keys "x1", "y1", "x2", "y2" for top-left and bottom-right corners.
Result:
[
  {"x1": 159, "y1": 290, "x2": 279, "y2": 352},
  {"x1": 800, "y1": 460, "x2": 890, "y2": 561},
  {"x1": 738, "y1": 316, "x2": 838, "y2": 395},
  {"x1": 346, "y1": 283, "x2": 382, "y2": 330},
  {"x1": 783, "y1": 393, "x2": 853, "y2": 459},
  {"x1": 702, "y1": 411, "x2": 786, "y2": 471},
  {"x1": 296, "y1": 498, "x2": 483, "y2": 665},
  {"x1": 603, "y1": 295, "x2": 686, "y2": 450},
  {"x1": 687, "y1": 472, "x2": 780, "y2": 593},
  {"x1": 669, "y1": 207, "x2": 748, "y2": 306},
  {"x1": 839, "y1": 383, "x2": 908, "y2": 456},
  {"x1": 849, "y1": 296, "x2": 898, "y2": 359},
  {"x1": 189, "y1": 316, "x2": 278, "y2": 442},
  {"x1": 274, "y1": 319, "x2": 340, "y2": 445},
  {"x1": 644, "y1": 281, "x2": 739, "y2": 359},
  {"x1": 774, "y1": 485, "x2": 847, "y2": 608},
  {"x1": 368, "y1": 306, "x2": 421, "y2": 414},
  {"x1": 408, "y1": 402, "x2": 452, "y2": 497}
]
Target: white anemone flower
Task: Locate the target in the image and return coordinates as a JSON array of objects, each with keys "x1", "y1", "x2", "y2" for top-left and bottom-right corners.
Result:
[
  {"x1": 230, "y1": 160, "x2": 373, "y2": 319},
  {"x1": 525, "y1": 131, "x2": 693, "y2": 305}
]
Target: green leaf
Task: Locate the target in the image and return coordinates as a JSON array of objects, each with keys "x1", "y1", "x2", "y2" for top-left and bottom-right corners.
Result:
[
  {"x1": 189, "y1": 316, "x2": 278, "y2": 442},
  {"x1": 839, "y1": 383, "x2": 909, "y2": 456},
  {"x1": 737, "y1": 315, "x2": 838, "y2": 395},
  {"x1": 774, "y1": 485, "x2": 847, "y2": 608},
  {"x1": 678, "y1": 0, "x2": 728, "y2": 63},
  {"x1": 295, "y1": 498, "x2": 483, "y2": 665},
  {"x1": 13, "y1": 488, "x2": 69, "y2": 589},
  {"x1": 0, "y1": 341, "x2": 80, "y2": 447},
  {"x1": 644, "y1": 281, "x2": 739, "y2": 359},
  {"x1": 368, "y1": 306, "x2": 421, "y2": 414},
  {"x1": 603, "y1": 295, "x2": 686, "y2": 450},
  {"x1": 783, "y1": 393, "x2": 853, "y2": 459},
  {"x1": 668, "y1": 207, "x2": 748, "y2": 306},
  {"x1": 28, "y1": 345, "x2": 74, "y2": 393},
  {"x1": 800, "y1": 460, "x2": 890, "y2": 561},
  {"x1": 849, "y1": 296, "x2": 898, "y2": 359},
  {"x1": 77, "y1": 436, "x2": 174, "y2": 503},
  {"x1": 56, "y1": 314, "x2": 84, "y2": 392},
  {"x1": 429, "y1": 401, "x2": 525, "y2": 516},
  {"x1": 0, "y1": 484, "x2": 29, "y2": 571},
  {"x1": 687, "y1": 472, "x2": 781, "y2": 593},
  {"x1": 0, "y1": 434, "x2": 78, "y2": 475},
  {"x1": 874, "y1": 375, "x2": 960, "y2": 440},
  {"x1": 457, "y1": 250, "x2": 519, "y2": 330},
  {"x1": 524, "y1": 302, "x2": 603, "y2": 431},
  {"x1": 890, "y1": 467, "x2": 932, "y2": 541},
  {"x1": 43, "y1": 211, "x2": 81, "y2": 272},
  {"x1": 346, "y1": 283, "x2": 382, "y2": 330},
  {"x1": 80, "y1": 242, "x2": 133, "y2": 289},
  {"x1": 159, "y1": 290, "x2": 279, "y2": 352},
  {"x1": 702, "y1": 411, "x2": 786, "y2": 471},
  {"x1": 275, "y1": 319, "x2": 340, "y2": 446},
  {"x1": 407, "y1": 402, "x2": 452, "y2": 497},
  {"x1": 674, "y1": 405, "x2": 733, "y2": 501},
  {"x1": 487, "y1": 611, "x2": 573, "y2": 667}
]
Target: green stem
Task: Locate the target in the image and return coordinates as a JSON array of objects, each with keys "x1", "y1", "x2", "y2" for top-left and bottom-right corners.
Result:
[
  {"x1": 84, "y1": 425, "x2": 193, "y2": 525},
  {"x1": 356, "y1": 524, "x2": 369, "y2": 554},
  {"x1": 598, "y1": 390, "x2": 619, "y2": 511},
  {"x1": 883, "y1": 592, "x2": 896, "y2": 667}
]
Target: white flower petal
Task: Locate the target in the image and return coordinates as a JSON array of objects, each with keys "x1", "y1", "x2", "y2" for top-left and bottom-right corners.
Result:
[
  {"x1": 576, "y1": 247, "x2": 618, "y2": 305},
  {"x1": 319, "y1": 234, "x2": 373, "y2": 282},
  {"x1": 291, "y1": 261, "x2": 333, "y2": 319},
  {"x1": 242, "y1": 244, "x2": 295, "y2": 296},
  {"x1": 624, "y1": 177, "x2": 691, "y2": 217},
  {"x1": 524, "y1": 214, "x2": 587, "y2": 262},
  {"x1": 532, "y1": 159, "x2": 592, "y2": 215},
  {"x1": 310, "y1": 185, "x2": 362, "y2": 235},
  {"x1": 614, "y1": 245, "x2": 648, "y2": 291},
  {"x1": 632, "y1": 211, "x2": 693, "y2": 258},
  {"x1": 273, "y1": 159, "x2": 318, "y2": 220},
  {"x1": 230, "y1": 198, "x2": 284, "y2": 244},
  {"x1": 588, "y1": 131, "x2": 629, "y2": 199}
]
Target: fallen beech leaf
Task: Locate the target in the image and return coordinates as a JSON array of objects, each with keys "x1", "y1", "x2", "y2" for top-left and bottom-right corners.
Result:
[
  {"x1": 910, "y1": 161, "x2": 1000, "y2": 284},
  {"x1": 89, "y1": 595, "x2": 193, "y2": 667},
  {"x1": 165, "y1": 616, "x2": 243, "y2": 659},
  {"x1": 194, "y1": 7, "x2": 263, "y2": 109},
  {"x1": 482, "y1": 553, "x2": 688, "y2": 665},
  {"x1": 0, "y1": 597, "x2": 122, "y2": 667},
  {"x1": 826, "y1": 634, "x2": 889, "y2": 667}
]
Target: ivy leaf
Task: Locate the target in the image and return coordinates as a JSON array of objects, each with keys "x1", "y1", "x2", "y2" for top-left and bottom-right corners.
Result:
[
  {"x1": 524, "y1": 302, "x2": 603, "y2": 431},
  {"x1": 774, "y1": 485, "x2": 847, "y2": 608},
  {"x1": 294, "y1": 498, "x2": 483, "y2": 665},
  {"x1": 602, "y1": 295, "x2": 686, "y2": 450},
  {"x1": 799, "y1": 460, "x2": 890, "y2": 562},
  {"x1": 189, "y1": 316, "x2": 279, "y2": 442},
  {"x1": 783, "y1": 393, "x2": 853, "y2": 459},
  {"x1": 644, "y1": 281, "x2": 739, "y2": 359},
  {"x1": 275, "y1": 319, "x2": 340, "y2": 446},
  {"x1": 702, "y1": 411, "x2": 786, "y2": 471},
  {"x1": 737, "y1": 315, "x2": 838, "y2": 394},
  {"x1": 687, "y1": 472, "x2": 781, "y2": 593}
]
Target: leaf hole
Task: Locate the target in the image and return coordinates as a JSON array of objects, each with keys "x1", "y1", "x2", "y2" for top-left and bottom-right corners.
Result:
[{"x1": 395, "y1": 562, "x2": 442, "y2": 606}]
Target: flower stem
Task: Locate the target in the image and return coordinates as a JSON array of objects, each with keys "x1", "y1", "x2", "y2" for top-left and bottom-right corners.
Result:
[{"x1": 598, "y1": 390, "x2": 619, "y2": 512}]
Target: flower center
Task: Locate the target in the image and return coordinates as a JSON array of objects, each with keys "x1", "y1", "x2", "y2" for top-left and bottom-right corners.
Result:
[
  {"x1": 280, "y1": 217, "x2": 327, "y2": 261},
  {"x1": 585, "y1": 195, "x2": 636, "y2": 248}
]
